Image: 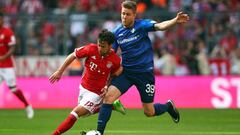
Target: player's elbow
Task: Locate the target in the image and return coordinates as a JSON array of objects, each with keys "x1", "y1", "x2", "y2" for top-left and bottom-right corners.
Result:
[
  {"x1": 154, "y1": 24, "x2": 165, "y2": 31},
  {"x1": 111, "y1": 66, "x2": 123, "y2": 77}
]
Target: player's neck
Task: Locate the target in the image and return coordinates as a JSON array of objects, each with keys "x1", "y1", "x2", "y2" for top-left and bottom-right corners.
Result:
[
  {"x1": 123, "y1": 22, "x2": 134, "y2": 28},
  {"x1": 101, "y1": 50, "x2": 111, "y2": 58}
]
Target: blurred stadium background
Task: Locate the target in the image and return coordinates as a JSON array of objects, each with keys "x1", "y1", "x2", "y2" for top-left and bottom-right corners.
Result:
[{"x1": 0, "y1": 0, "x2": 240, "y2": 135}]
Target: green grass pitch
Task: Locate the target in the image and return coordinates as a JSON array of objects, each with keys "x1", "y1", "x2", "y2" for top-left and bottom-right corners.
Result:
[{"x1": 0, "y1": 109, "x2": 240, "y2": 135}]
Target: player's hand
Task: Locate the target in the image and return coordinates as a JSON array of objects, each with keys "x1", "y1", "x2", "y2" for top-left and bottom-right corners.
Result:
[
  {"x1": 100, "y1": 86, "x2": 108, "y2": 97},
  {"x1": 176, "y1": 12, "x2": 189, "y2": 24},
  {"x1": 49, "y1": 70, "x2": 63, "y2": 84}
]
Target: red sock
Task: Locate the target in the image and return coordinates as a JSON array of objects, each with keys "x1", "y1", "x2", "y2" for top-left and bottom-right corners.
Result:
[
  {"x1": 13, "y1": 89, "x2": 29, "y2": 107},
  {"x1": 52, "y1": 114, "x2": 77, "y2": 135}
]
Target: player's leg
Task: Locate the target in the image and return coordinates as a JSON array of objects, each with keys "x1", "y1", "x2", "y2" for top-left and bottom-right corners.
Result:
[
  {"x1": 3, "y1": 68, "x2": 34, "y2": 119},
  {"x1": 136, "y1": 71, "x2": 180, "y2": 122},
  {"x1": 143, "y1": 101, "x2": 180, "y2": 123},
  {"x1": 3, "y1": 68, "x2": 29, "y2": 107},
  {"x1": 112, "y1": 99, "x2": 126, "y2": 115},
  {"x1": 94, "y1": 99, "x2": 126, "y2": 115},
  {"x1": 140, "y1": 87, "x2": 169, "y2": 117},
  {"x1": 97, "y1": 85, "x2": 121, "y2": 135},
  {"x1": 132, "y1": 71, "x2": 171, "y2": 117},
  {"x1": 142, "y1": 102, "x2": 168, "y2": 117},
  {"x1": 11, "y1": 86, "x2": 34, "y2": 119},
  {"x1": 166, "y1": 100, "x2": 180, "y2": 123},
  {"x1": 10, "y1": 86, "x2": 29, "y2": 107},
  {"x1": 143, "y1": 100, "x2": 180, "y2": 123},
  {"x1": 97, "y1": 72, "x2": 132, "y2": 135},
  {"x1": 52, "y1": 106, "x2": 89, "y2": 135},
  {"x1": 91, "y1": 99, "x2": 126, "y2": 115},
  {"x1": 52, "y1": 86, "x2": 102, "y2": 135},
  {"x1": 0, "y1": 73, "x2": 3, "y2": 84}
]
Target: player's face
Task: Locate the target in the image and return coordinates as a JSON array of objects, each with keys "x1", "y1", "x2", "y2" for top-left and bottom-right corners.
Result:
[
  {"x1": 121, "y1": 7, "x2": 136, "y2": 28},
  {"x1": 97, "y1": 40, "x2": 111, "y2": 56},
  {"x1": 0, "y1": 17, "x2": 3, "y2": 28}
]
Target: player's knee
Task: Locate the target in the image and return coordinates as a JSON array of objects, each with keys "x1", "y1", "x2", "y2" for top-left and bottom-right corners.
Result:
[
  {"x1": 144, "y1": 110, "x2": 155, "y2": 117},
  {"x1": 103, "y1": 87, "x2": 121, "y2": 104},
  {"x1": 103, "y1": 94, "x2": 116, "y2": 104},
  {"x1": 8, "y1": 86, "x2": 17, "y2": 92}
]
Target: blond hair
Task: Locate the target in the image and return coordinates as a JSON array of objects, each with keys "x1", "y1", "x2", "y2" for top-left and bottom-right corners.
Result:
[{"x1": 122, "y1": 1, "x2": 137, "y2": 13}]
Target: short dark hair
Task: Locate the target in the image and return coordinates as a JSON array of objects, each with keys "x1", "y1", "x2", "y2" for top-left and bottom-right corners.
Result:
[
  {"x1": 122, "y1": 0, "x2": 137, "y2": 13},
  {"x1": 98, "y1": 29, "x2": 115, "y2": 45}
]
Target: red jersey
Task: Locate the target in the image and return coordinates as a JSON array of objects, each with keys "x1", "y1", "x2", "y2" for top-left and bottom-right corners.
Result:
[
  {"x1": 0, "y1": 27, "x2": 16, "y2": 67},
  {"x1": 75, "y1": 44, "x2": 121, "y2": 95}
]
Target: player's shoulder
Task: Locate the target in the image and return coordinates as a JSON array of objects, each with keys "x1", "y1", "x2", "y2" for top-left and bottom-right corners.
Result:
[
  {"x1": 112, "y1": 24, "x2": 123, "y2": 34},
  {"x1": 109, "y1": 50, "x2": 121, "y2": 62},
  {"x1": 1, "y1": 27, "x2": 14, "y2": 34},
  {"x1": 76, "y1": 43, "x2": 97, "y2": 53},
  {"x1": 88, "y1": 43, "x2": 98, "y2": 52},
  {"x1": 87, "y1": 43, "x2": 97, "y2": 48},
  {"x1": 136, "y1": 19, "x2": 156, "y2": 25}
]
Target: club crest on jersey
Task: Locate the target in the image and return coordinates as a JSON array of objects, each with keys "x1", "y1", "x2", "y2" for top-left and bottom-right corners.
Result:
[
  {"x1": 106, "y1": 61, "x2": 113, "y2": 68},
  {"x1": 91, "y1": 56, "x2": 96, "y2": 59},
  {"x1": 0, "y1": 34, "x2": 4, "y2": 39}
]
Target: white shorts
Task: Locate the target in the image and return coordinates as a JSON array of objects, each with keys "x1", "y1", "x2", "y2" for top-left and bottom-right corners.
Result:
[
  {"x1": 78, "y1": 85, "x2": 103, "y2": 114},
  {"x1": 0, "y1": 68, "x2": 16, "y2": 87}
]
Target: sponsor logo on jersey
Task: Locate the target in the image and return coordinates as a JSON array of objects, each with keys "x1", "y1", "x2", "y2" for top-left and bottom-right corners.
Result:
[
  {"x1": 89, "y1": 61, "x2": 97, "y2": 71},
  {"x1": 117, "y1": 35, "x2": 140, "y2": 44},
  {"x1": 118, "y1": 33, "x2": 124, "y2": 36}
]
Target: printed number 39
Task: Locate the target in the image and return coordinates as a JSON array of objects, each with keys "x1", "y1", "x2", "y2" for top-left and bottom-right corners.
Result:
[{"x1": 145, "y1": 84, "x2": 155, "y2": 93}]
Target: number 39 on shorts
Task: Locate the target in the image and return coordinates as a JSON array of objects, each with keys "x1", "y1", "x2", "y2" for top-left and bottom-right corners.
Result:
[{"x1": 145, "y1": 84, "x2": 155, "y2": 94}]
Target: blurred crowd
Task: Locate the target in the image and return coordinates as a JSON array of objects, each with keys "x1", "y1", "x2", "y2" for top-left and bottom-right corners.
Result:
[{"x1": 0, "y1": 0, "x2": 240, "y2": 76}]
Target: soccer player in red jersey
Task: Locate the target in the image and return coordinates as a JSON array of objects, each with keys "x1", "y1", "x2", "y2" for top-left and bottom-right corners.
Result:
[
  {"x1": 0, "y1": 13, "x2": 34, "y2": 119},
  {"x1": 50, "y1": 29, "x2": 125, "y2": 135}
]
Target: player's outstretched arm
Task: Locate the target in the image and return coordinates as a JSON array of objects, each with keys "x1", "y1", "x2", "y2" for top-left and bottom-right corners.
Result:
[
  {"x1": 49, "y1": 53, "x2": 76, "y2": 83},
  {"x1": 154, "y1": 12, "x2": 189, "y2": 31}
]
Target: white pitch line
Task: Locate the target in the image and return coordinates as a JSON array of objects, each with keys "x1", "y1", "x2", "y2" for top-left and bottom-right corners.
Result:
[{"x1": 105, "y1": 130, "x2": 240, "y2": 135}]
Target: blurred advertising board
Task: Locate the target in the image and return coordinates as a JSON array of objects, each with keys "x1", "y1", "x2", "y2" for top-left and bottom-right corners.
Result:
[
  {"x1": 1, "y1": 76, "x2": 240, "y2": 109},
  {"x1": 15, "y1": 56, "x2": 66, "y2": 76}
]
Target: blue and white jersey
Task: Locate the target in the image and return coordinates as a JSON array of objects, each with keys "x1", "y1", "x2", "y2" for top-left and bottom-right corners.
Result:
[{"x1": 112, "y1": 19, "x2": 156, "y2": 72}]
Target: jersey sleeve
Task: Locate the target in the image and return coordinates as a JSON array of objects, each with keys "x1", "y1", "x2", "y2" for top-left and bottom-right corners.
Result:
[
  {"x1": 111, "y1": 29, "x2": 119, "y2": 52},
  {"x1": 141, "y1": 19, "x2": 156, "y2": 32},
  {"x1": 111, "y1": 56, "x2": 121, "y2": 74},
  {"x1": 112, "y1": 40, "x2": 119, "y2": 53},
  {"x1": 5, "y1": 28, "x2": 16, "y2": 46},
  {"x1": 74, "y1": 44, "x2": 91, "y2": 58}
]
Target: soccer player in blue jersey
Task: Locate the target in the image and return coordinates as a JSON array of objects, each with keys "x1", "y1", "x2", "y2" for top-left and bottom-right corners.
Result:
[{"x1": 95, "y1": 1, "x2": 190, "y2": 134}]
